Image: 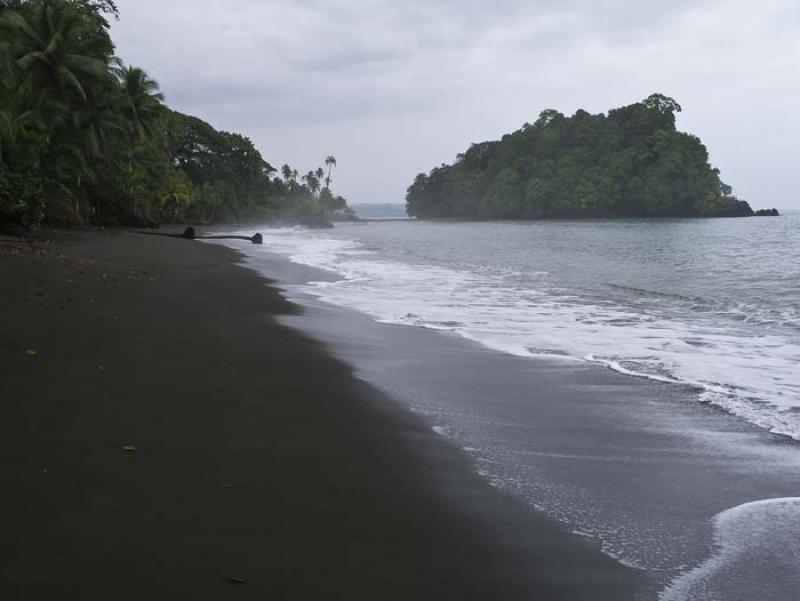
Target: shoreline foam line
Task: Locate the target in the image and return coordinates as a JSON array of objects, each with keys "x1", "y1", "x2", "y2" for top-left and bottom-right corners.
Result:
[
  {"x1": 660, "y1": 497, "x2": 800, "y2": 601},
  {"x1": 230, "y1": 226, "x2": 800, "y2": 443}
]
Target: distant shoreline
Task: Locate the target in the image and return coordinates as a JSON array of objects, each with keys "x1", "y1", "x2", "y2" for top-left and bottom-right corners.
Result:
[{"x1": 349, "y1": 208, "x2": 782, "y2": 223}]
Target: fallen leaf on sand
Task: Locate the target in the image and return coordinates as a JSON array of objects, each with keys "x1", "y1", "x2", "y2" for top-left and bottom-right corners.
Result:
[
  {"x1": 25, "y1": 349, "x2": 38, "y2": 356},
  {"x1": 122, "y1": 445, "x2": 137, "y2": 453}
]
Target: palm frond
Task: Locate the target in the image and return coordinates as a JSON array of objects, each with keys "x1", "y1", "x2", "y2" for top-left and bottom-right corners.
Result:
[
  {"x1": 0, "y1": 10, "x2": 41, "y2": 46},
  {"x1": 56, "y1": 64, "x2": 87, "y2": 100},
  {"x1": 65, "y1": 53, "x2": 107, "y2": 79}
]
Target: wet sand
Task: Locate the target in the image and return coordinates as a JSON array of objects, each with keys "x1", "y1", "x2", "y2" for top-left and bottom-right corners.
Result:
[{"x1": 0, "y1": 230, "x2": 642, "y2": 600}]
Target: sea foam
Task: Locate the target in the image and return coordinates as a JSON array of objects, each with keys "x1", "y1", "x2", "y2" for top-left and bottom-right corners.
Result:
[
  {"x1": 242, "y1": 226, "x2": 800, "y2": 441},
  {"x1": 660, "y1": 498, "x2": 800, "y2": 601}
]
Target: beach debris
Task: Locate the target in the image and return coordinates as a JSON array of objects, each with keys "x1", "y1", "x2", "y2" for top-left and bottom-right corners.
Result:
[
  {"x1": 130, "y1": 227, "x2": 195, "y2": 240},
  {"x1": 227, "y1": 577, "x2": 247, "y2": 585},
  {"x1": 97, "y1": 365, "x2": 105, "y2": 371},
  {"x1": 130, "y1": 227, "x2": 263, "y2": 244},
  {"x1": 25, "y1": 349, "x2": 38, "y2": 356},
  {"x1": 121, "y1": 444, "x2": 138, "y2": 454},
  {"x1": 198, "y1": 232, "x2": 263, "y2": 244}
]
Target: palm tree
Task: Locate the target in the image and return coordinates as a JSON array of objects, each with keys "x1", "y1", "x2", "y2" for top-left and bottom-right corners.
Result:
[
  {"x1": 0, "y1": 0, "x2": 113, "y2": 213},
  {"x1": 303, "y1": 171, "x2": 320, "y2": 196},
  {"x1": 315, "y1": 166, "x2": 324, "y2": 184},
  {"x1": 324, "y1": 155, "x2": 336, "y2": 188},
  {"x1": 68, "y1": 79, "x2": 130, "y2": 215},
  {"x1": 1, "y1": 0, "x2": 108, "y2": 106},
  {"x1": 0, "y1": 81, "x2": 44, "y2": 167},
  {"x1": 281, "y1": 164, "x2": 293, "y2": 183},
  {"x1": 74, "y1": 83, "x2": 121, "y2": 160},
  {"x1": 159, "y1": 170, "x2": 191, "y2": 223},
  {"x1": 110, "y1": 61, "x2": 162, "y2": 189},
  {"x1": 112, "y1": 61, "x2": 164, "y2": 145}
]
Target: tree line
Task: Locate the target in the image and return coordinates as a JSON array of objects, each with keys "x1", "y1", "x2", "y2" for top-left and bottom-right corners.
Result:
[
  {"x1": 0, "y1": 0, "x2": 350, "y2": 233},
  {"x1": 407, "y1": 94, "x2": 753, "y2": 219}
]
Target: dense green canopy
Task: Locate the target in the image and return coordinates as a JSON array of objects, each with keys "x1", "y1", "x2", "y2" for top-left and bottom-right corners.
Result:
[
  {"x1": 0, "y1": 0, "x2": 349, "y2": 232},
  {"x1": 407, "y1": 94, "x2": 752, "y2": 219}
]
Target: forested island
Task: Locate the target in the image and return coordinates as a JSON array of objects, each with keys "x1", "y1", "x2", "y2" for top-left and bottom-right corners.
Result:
[
  {"x1": 0, "y1": 0, "x2": 352, "y2": 234},
  {"x1": 407, "y1": 94, "x2": 777, "y2": 219}
]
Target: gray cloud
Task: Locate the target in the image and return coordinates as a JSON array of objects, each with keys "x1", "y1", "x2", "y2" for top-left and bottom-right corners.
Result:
[{"x1": 112, "y1": 0, "x2": 800, "y2": 208}]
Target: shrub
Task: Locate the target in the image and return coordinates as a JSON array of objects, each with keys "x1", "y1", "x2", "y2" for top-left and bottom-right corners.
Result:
[{"x1": 0, "y1": 170, "x2": 45, "y2": 234}]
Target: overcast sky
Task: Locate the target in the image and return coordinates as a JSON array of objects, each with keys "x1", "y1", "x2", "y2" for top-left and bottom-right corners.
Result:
[{"x1": 111, "y1": 0, "x2": 799, "y2": 209}]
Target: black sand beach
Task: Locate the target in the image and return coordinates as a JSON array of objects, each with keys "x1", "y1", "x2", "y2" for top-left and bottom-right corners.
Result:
[{"x1": 0, "y1": 231, "x2": 642, "y2": 600}]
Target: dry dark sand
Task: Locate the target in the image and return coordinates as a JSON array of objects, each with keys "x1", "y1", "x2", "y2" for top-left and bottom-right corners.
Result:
[{"x1": 0, "y1": 230, "x2": 642, "y2": 600}]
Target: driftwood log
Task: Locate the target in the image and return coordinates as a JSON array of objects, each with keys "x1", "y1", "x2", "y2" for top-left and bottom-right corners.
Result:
[{"x1": 131, "y1": 228, "x2": 263, "y2": 245}]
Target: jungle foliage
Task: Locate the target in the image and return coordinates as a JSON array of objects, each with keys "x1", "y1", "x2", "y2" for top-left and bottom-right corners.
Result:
[
  {"x1": 0, "y1": 0, "x2": 349, "y2": 233},
  {"x1": 406, "y1": 94, "x2": 752, "y2": 219}
]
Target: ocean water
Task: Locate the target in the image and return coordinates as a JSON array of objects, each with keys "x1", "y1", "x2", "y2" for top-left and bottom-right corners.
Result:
[{"x1": 254, "y1": 214, "x2": 800, "y2": 440}]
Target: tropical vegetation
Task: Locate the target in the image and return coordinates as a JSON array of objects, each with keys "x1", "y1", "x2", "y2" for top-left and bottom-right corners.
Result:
[
  {"x1": 0, "y1": 0, "x2": 350, "y2": 233},
  {"x1": 407, "y1": 94, "x2": 754, "y2": 219}
]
